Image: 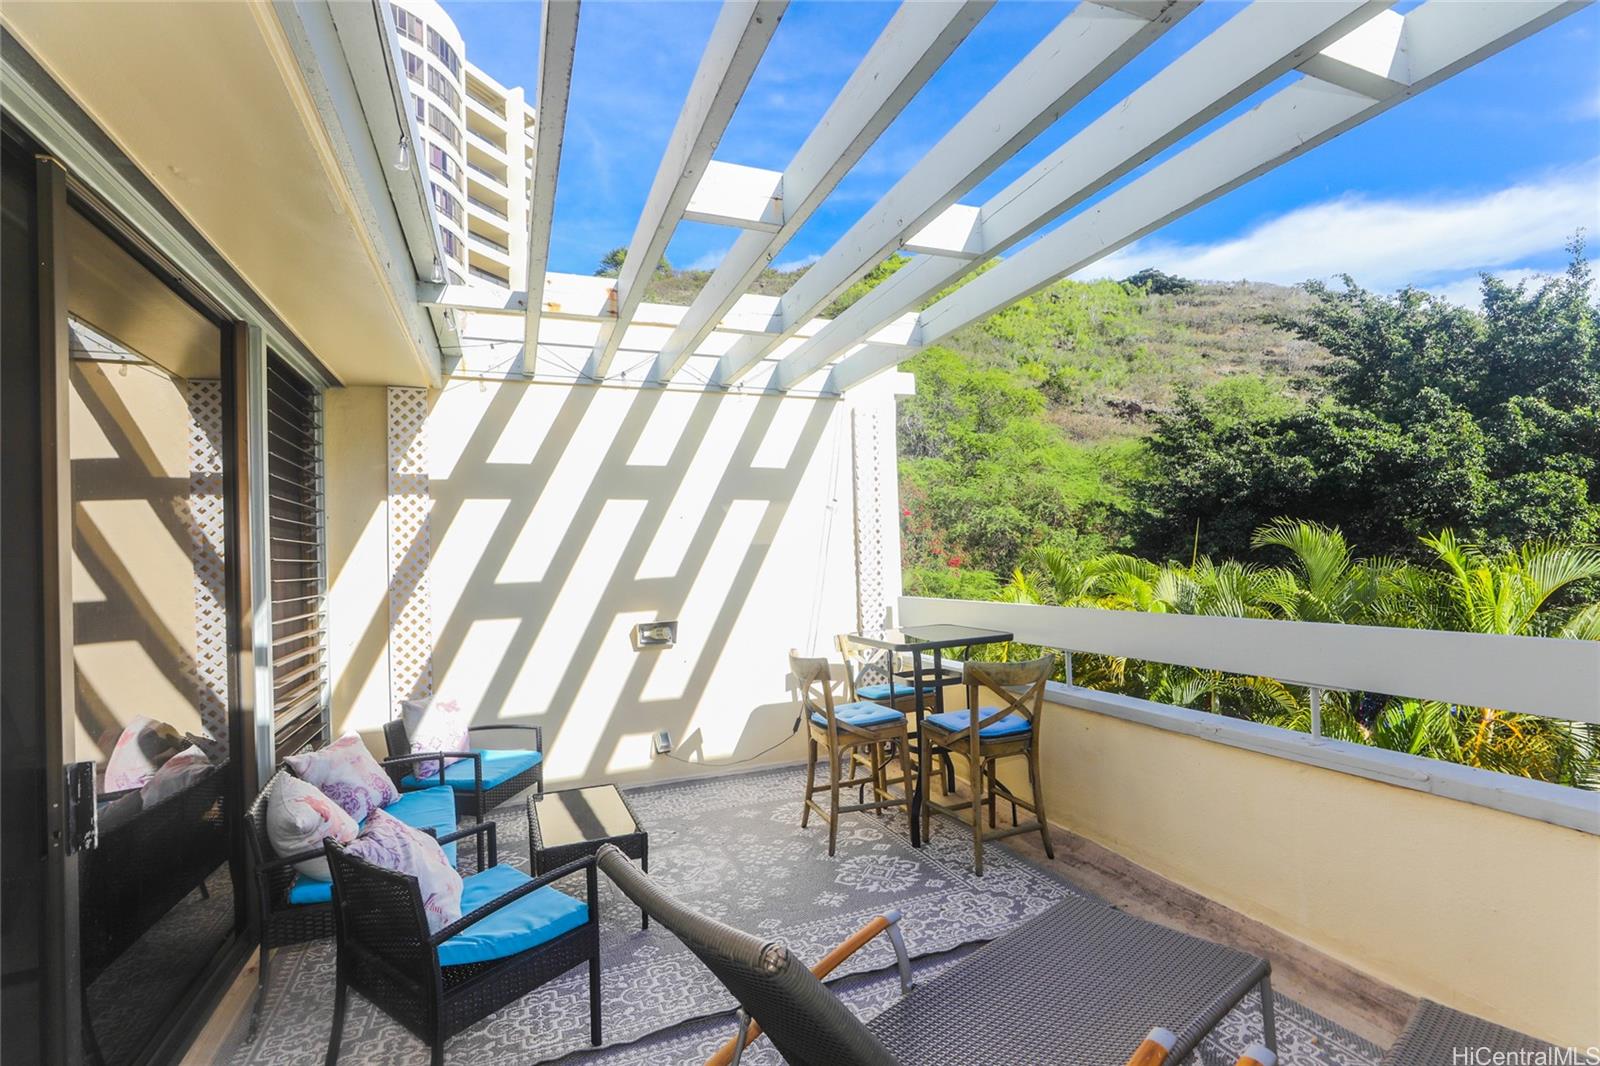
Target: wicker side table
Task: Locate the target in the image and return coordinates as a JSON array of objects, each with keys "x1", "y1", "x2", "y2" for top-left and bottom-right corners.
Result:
[{"x1": 529, "y1": 784, "x2": 649, "y2": 929}]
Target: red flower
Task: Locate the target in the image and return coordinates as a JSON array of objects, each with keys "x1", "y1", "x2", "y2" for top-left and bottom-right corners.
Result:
[{"x1": 947, "y1": 556, "x2": 962, "y2": 568}]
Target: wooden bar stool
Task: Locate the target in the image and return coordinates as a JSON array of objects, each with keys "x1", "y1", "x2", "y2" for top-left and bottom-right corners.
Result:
[
  {"x1": 791, "y1": 651, "x2": 915, "y2": 856},
  {"x1": 919, "y1": 655, "x2": 1055, "y2": 875}
]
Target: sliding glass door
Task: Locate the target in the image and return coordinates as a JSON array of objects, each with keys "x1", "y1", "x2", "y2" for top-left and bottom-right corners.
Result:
[{"x1": 2, "y1": 131, "x2": 252, "y2": 1066}]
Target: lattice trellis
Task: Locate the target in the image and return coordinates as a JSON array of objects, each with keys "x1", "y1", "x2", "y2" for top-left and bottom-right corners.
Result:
[
  {"x1": 184, "y1": 379, "x2": 229, "y2": 750},
  {"x1": 851, "y1": 405, "x2": 891, "y2": 636},
  {"x1": 387, "y1": 387, "x2": 435, "y2": 712}
]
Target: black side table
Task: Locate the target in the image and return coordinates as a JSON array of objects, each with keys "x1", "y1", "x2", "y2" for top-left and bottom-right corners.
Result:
[{"x1": 529, "y1": 785, "x2": 649, "y2": 929}]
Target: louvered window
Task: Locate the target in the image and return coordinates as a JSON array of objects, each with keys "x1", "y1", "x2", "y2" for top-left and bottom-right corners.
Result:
[{"x1": 265, "y1": 353, "x2": 328, "y2": 759}]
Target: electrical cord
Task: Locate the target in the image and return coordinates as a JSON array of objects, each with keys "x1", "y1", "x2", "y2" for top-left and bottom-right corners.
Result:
[{"x1": 659, "y1": 714, "x2": 804, "y2": 768}]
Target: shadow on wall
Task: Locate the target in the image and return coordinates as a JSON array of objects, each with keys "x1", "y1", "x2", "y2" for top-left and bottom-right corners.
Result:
[
  {"x1": 334, "y1": 376, "x2": 863, "y2": 789},
  {"x1": 69, "y1": 357, "x2": 224, "y2": 762}
]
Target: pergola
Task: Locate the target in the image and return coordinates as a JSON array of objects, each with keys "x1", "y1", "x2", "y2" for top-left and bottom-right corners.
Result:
[{"x1": 418, "y1": 0, "x2": 1583, "y2": 394}]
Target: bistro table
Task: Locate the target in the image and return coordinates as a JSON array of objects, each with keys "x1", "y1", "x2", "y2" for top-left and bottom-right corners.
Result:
[{"x1": 845, "y1": 623, "x2": 1013, "y2": 847}]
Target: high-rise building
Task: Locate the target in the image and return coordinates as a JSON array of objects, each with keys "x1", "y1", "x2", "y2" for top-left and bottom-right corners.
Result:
[{"x1": 390, "y1": 0, "x2": 533, "y2": 290}]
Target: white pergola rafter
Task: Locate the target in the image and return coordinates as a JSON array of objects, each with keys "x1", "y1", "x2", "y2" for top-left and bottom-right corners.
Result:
[
  {"x1": 711, "y1": 0, "x2": 1196, "y2": 386},
  {"x1": 824, "y1": 0, "x2": 1588, "y2": 394},
  {"x1": 647, "y1": 0, "x2": 993, "y2": 383},
  {"x1": 588, "y1": 0, "x2": 788, "y2": 379},
  {"x1": 770, "y1": 0, "x2": 1396, "y2": 390},
  {"x1": 523, "y1": 0, "x2": 581, "y2": 375}
]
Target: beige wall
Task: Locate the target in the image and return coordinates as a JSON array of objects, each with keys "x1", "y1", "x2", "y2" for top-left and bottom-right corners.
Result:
[
  {"x1": 326, "y1": 378, "x2": 870, "y2": 786},
  {"x1": 951, "y1": 686, "x2": 1600, "y2": 1046}
]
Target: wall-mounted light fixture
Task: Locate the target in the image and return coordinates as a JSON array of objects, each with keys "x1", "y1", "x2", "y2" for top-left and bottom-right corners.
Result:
[
  {"x1": 395, "y1": 133, "x2": 411, "y2": 172},
  {"x1": 632, "y1": 620, "x2": 677, "y2": 649}
]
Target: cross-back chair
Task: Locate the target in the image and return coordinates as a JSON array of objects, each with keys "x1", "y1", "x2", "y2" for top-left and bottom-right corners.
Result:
[
  {"x1": 792, "y1": 650, "x2": 914, "y2": 856},
  {"x1": 919, "y1": 654, "x2": 1055, "y2": 874},
  {"x1": 835, "y1": 634, "x2": 956, "y2": 796}
]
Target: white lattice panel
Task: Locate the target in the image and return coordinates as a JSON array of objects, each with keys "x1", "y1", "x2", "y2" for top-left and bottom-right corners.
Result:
[
  {"x1": 851, "y1": 406, "x2": 891, "y2": 634},
  {"x1": 387, "y1": 387, "x2": 435, "y2": 710},
  {"x1": 184, "y1": 379, "x2": 229, "y2": 751}
]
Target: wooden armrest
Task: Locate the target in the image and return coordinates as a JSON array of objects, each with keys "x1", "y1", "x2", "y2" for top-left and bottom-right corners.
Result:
[
  {"x1": 705, "y1": 911, "x2": 910, "y2": 1066},
  {"x1": 1124, "y1": 1028, "x2": 1177, "y2": 1066}
]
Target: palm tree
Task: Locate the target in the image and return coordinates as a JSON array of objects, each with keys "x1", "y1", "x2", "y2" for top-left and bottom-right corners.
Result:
[{"x1": 1250, "y1": 518, "x2": 1398, "y2": 625}]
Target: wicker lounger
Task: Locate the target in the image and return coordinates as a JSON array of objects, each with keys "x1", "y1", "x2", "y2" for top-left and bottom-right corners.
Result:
[
  {"x1": 596, "y1": 844, "x2": 1274, "y2": 1065},
  {"x1": 1381, "y1": 1000, "x2": 1559, "y2": 1065}
]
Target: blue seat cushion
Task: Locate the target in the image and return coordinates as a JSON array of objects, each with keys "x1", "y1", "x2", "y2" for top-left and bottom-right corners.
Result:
[
  {"x1": 856, "y1": 680, "x2": 936, "y2": 702},
  {"x1": 924, "y1": 707, "x2": 1032, "y2": 739},
  {"x1": 437, "y1": 864, "x2": 589, "y2": 967},
  {"x1": 288, "y1": 785, "x2": 459, "y2": 905},
  {"x1": 401, "y1": 749, "x2": 542, "y2": 792},
  {"x1": 810, "y1": 701, "x2": 905, "y2": 730}
]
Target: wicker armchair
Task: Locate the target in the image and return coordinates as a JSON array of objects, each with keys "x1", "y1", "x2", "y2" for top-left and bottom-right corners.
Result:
[
  {"x1": 243, "y1": 771, "x2": 338, "y2": 1040},
  {"x1": 382, "y1": 720, "x2": 544, "y2": 822},
  {"x1": 324, "y1": 821, "x2": 601, "y2": 1066},
  {"x1": 596, "y1": 843, "x2": 1275, "y2": 1066}
]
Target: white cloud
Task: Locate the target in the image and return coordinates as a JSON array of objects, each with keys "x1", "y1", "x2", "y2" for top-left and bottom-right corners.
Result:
[
  {"x1": 684, "y1": 248, "x2": 730, "y2": 272},
  {"x1": 1078, "y1": 164, "x2": 1599, "y2": 297},
  {"x1": 773, "y1": 252, "x2": 821, "y2": 272}
]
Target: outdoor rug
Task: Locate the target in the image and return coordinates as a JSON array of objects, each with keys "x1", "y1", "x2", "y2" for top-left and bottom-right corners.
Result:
[{"x1": 224, "y1": 763, "x2": 1083, "y2": 1066}]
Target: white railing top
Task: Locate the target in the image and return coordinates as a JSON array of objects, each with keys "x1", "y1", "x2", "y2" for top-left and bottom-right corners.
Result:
[{"x1": 898, "y1": 597, "x2": 1600, "y2": 726}]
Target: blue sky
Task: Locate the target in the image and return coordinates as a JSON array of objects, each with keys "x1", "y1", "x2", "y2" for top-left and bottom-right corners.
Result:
[{"x1": 443, "y1": 0, "x2": 1600, "y2": 305}]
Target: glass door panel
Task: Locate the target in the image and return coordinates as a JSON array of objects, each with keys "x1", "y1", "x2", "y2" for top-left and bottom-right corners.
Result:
[{"x1": 65, "y1": 204, "x2": 240, "y2": 1065}]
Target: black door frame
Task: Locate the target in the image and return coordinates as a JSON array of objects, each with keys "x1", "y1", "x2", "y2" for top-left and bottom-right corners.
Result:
[{"x1": 15, "y1": 136, "x2": 262, "y2": 1066}]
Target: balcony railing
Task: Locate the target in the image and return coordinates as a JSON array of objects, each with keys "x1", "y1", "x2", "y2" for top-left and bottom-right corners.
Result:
[
  {"x1": 466, "y1": 159, "x2": 506, "y2": 188},
  {"x1": 467, "y1": 195, "x2": 508, "y2": 221},
  {"x1": 467, "y1": 264, "x2": 509, "y2": 287},
  {"x1": 469, "y1": 230, "x2": 509, "y2": 255},
  {"x1": 897, "y1": 596, "x2": 1600, "y2": 834},
  {"x1": 467, "y1": 124, "x2": 505, "y2": 154}
]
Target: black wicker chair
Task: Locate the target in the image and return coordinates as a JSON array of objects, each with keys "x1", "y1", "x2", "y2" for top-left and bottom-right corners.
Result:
[
  {"x1": 324, "y1": 821, "x2": 600, "y2": 1066},
  {"x1": 382, "y1": 720, "x2": 544, "y2": 823},
  {"x1": 243, "y1": 770, "x2": 339, "y2": 1040},
  {"x1": 1380, "y1": 1000, "x2": 1558, "y2": 1065},
  {"x1": 596, "y1": 844, "x2": 1274, "y2": 1066}
]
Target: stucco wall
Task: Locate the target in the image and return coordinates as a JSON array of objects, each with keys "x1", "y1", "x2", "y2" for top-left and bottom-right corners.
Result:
[
  {"x1": 325, "y1": 378, "x2": 871, "y2": 787},
  {"x1": 947, "y1": 686, "x2": 1600, "y2": 1047}
]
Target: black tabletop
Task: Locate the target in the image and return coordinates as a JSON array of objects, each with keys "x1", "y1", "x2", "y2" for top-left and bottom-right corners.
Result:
[
  {"x1": 848, "y1": 624, "x2": 1013, "y2": 652},
  {"x1": 531, "y1": 785, "x2": 642, "y2": 848}
]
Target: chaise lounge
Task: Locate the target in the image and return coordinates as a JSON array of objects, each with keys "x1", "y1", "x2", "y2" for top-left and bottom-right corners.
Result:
[{"x1": 595, "y1": 843, "x2": 1276, "y2": 1065}]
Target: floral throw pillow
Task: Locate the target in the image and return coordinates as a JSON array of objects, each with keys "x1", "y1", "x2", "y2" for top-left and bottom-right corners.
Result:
[
  {"x1": 266, "y1": 773, "x2": 359, "y2": 880},
  {"x1": 347, "y1": 807, "x2": 463, "y2": 933},
  {"x1": 401, "y1": 697, "x2": 472, "y2": 780},
  {"x1": 140, "y1": 745, "x2": 214, "y2": 807},
  {"x1": 284, "y1": 733, "x2": 400, "y2": 823},
  {"x1": 104, "y1": 716, "x2": 186, "y2": 792}
]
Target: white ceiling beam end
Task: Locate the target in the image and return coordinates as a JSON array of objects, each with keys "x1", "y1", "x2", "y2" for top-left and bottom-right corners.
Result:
[{"x1": 523, "y1": 0, "x2": 581, "y2": 375}]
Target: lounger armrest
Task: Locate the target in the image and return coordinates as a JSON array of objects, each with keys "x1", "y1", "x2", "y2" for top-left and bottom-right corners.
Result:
[
  {"x1": 1235, "y1": 1044, "x2": 1276, "y2": 1066},
  {"x1": 1124, "y1": 1027, "x2": 1177, "y2": 1066},
  {"x1": 428, "y1": 855, "x2": 595, "y2": 946},
  {"x1": 706, "y1": 911, "x2": 912, "y2": 1066},
  {"x1": 467, "y1": 723, "x2": 542, "y2": 752}
]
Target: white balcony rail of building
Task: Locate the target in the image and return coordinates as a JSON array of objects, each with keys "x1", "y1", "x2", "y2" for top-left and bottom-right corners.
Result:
[
  {"x1": 897, "y1": 596, "x2": 1600, "y2": 835},
  {"x1": 467, "y1": 194, "x2": 507, "y2": 220}
]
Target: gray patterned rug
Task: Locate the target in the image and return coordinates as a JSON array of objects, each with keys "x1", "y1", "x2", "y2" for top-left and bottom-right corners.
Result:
[{"x1": 224, "y1": 764, "x2": 1082, "y2": 1066}]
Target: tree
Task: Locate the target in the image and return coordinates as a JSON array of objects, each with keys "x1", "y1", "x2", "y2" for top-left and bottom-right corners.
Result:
[
  {"x1": 595, "y1": 247, "x2": 672, "y2": 278},
  {"x1": 1122, "y1": 268, "x2": 1196, "y2": 296}
]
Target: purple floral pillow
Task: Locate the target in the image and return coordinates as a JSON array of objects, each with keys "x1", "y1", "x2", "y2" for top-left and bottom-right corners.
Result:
[
  {"x1": 401, "y1": 697, "x2": 472, "y2": 780},
  {"x1": 284, "y1": 733, "x2": 400, "y2": 823},
  {"x1": 347, "y1": 808, "x2": 463, "y2": 933}
]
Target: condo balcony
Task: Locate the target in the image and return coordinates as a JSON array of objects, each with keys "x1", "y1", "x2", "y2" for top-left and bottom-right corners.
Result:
[{"x1": 0, "y1": 1, "x2": 1595, "y2": 1065}]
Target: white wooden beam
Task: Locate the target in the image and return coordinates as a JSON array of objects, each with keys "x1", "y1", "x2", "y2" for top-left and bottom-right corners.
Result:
[
  {"x1": 902, "y1": 203, "x2": 985, "y2": 259},
  {"x1": 649, "y1": 0, "x2": 992, "y2": 382},
  {"x1": 827, "y1": 0, "x2": 1587, "y2": 393},
  {"x1": 523, "y1": 0, "x2": 581, "y2": 375},
  {"x1": 589, "y1": 0, "x2": 787, "y2": 378},
  {"x1": 683, "y1": 159, "x2": 784, "y2": 231},
  {"x1": 776, "y1": 0, "x2": 1393, "y2": 389},
  {"x1": 714, "y1": 0, "x2": 1196, "y2": 386}
]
